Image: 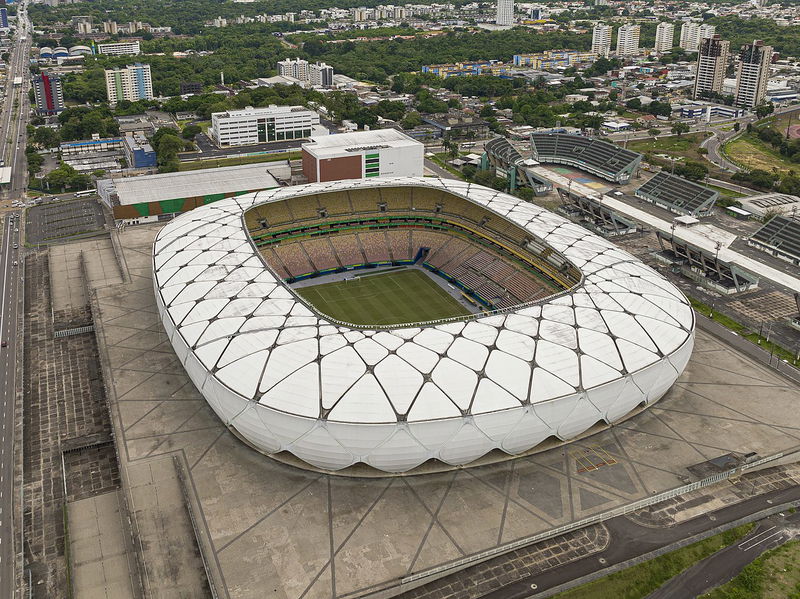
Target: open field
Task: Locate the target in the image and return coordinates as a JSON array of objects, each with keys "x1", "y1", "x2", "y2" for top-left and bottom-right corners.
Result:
[
  {"x1": 555, "y1": 524, "x2": 755, "y2": 599},
  {"x1": 702, "y1": 539, "x2": 800, "y2": 599},
  {"x1": 724, "y1": 133, "x2": 797, "y2": 173},
  {"x1": 628, "y1": 133, "x2": 714, "y2": 170},
  {"x1": 295, "y1": 268, "x2": 471, "y2": 325}
]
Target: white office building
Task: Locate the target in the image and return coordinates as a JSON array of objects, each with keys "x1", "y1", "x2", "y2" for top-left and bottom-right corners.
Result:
[
  {"x1": 680, "y1": 22, "x2": 715, "y2": 52},
  {"x1": 735, "y1": 40, "x2": 773, "y2": 109},
  {"x1": 104, "y1": 63, "x2": 153, "y2": 103},
  {"x1": 616, "y1": 24, "x2": 640, "y2": 56},
  {"x1": 98, "y1": 41, "x2": 141, "y2": 56},
  {"x1": 211, "y1": 105, "x2": 328, "y2": 147},
  {"x1": 496, "y1": 0, "x2": 514, "y2": 26},
  {"x1": 655, "y1": 22, "x2": 675, "y2": 53}
]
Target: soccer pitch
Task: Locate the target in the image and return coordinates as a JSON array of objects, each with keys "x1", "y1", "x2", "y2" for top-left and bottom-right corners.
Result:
[{"x1": 295, "y1": 269, "x2": 472, "y2": 326}]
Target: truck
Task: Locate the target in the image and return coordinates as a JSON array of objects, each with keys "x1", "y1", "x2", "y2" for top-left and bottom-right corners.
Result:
[{"x1": 12, "y1": 76, "x2": 22, "y2": 86}]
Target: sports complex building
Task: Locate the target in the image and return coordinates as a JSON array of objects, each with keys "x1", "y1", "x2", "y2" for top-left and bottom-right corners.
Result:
[
  {"x1": 530, "y1": 132, "x2": 642, "y2": 184},
  {"x1": 153, "y1": 177, "x2": 695, "y2": 473}
]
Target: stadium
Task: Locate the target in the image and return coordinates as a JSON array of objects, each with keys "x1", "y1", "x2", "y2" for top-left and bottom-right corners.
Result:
[{"x1": 153, "y1": 177, "x2": 695, "y2": 473}]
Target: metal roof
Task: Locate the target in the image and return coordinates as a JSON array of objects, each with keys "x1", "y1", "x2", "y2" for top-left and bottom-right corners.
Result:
[
  {"x1": 153, "y1": 177, "x2": 695, "y2": 473},
  {"x1": 113, "y1": 164, "x2": 281, "y2": 205}
]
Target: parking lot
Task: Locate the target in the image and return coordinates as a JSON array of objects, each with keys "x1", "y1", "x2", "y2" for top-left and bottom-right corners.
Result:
[{"x1": 25, "y1": 198, "x2": 107, "y2": 244}]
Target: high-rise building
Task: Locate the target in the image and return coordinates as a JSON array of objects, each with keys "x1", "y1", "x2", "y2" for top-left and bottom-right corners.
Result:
[
  {"x1": 592, "y1": 24, "x2": 613, "y2": 58},
  {"x1": 277, "y1": 58, "x2": 334, "y2": 87},
  {"x1": 496, "y1": 0, "x2": 514, "y2": 26},
  {"x1": 76, "y1": 21, "x2": 92, "y2": 35},
  {"x1": 679, "y1": 22, "x2": 715, "y2": 52},
  {"x1": 735, "y1": 40, "x2": 772, "y2": 109},
  {"x1": 33, "y1": 72, "x2": 65, "y2": 115},
  {"x1": 0, "y1": 8, "x2": 8, "y2": 29},
  {"x1": 693, "y1": 35, "x2": 729, "y2": 99},
  {"x1": 309, "y1": 62, "x2": 334, "y2": 87},
  {"x1": 104, "y1": 63, "x2": 153, "y2": 103},
  {"x1": 655, "y1": 22, "x2": 675, "y2": 53},
  {"x1": 103, "y1": 20, "x2": 118, "y2": 34},
  {"x1": 616, "y1": 24, "x2": 640, "y2": 56},
  {"x1": 277, "y1": 57, "x2": 309, "y2": 81}
]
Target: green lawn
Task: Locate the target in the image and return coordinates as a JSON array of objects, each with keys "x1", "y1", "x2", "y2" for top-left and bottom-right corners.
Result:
[
  {"x1": 295, "y1": 268, "x2": 470, "y2": 326},
  {"x1": 178, "y1": 151, "x2": 302, "y2": 171},
  {"x1": 555, "y1": 523, "x2": 754, "y2": 599}
]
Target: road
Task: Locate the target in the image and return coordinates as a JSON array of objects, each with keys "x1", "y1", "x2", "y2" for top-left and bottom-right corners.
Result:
[
  {"x1": 0, "y1": 2, "x2": 32, "y2": 596},
  {"x1": 647, "y1": 510, "x2": 799, "y2": 598},
  {"x1": 0, "y1": 212, "x2": 21, "y2": 598},
  {"x1": 483, "y1": 483, "x2": 800, "y2": 599}
]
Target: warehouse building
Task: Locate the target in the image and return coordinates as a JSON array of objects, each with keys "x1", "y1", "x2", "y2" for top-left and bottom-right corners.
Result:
[
  {"x1": 97, "y1": 162, "x2": 289, "y2": 224},
  {"x1": 301, "y1": 129, "x2": 423, "y2": 183},
  {"x1": 210, "y1": 105, "x2": 327, "y2": 147}
]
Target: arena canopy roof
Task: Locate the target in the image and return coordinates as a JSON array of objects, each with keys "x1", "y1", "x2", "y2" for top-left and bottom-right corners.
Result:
[{"x1": 153, "y1": 177, "x2": 695, "y2": 473}]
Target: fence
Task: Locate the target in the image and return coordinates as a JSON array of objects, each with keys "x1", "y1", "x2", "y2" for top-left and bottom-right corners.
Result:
[{"x1": 400, "y1": 452, "x2": 783, "y2": 586}]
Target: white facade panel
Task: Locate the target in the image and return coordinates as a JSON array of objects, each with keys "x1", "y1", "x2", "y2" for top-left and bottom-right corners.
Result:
[{"x1": 153, "y1": 178, "x2": 695, "y2": 473}]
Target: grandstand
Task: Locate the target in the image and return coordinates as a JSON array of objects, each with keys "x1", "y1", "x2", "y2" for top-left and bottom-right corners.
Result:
[
  {"x1": 635, "y1": 172, "x2": 718, "y2": 217},
  {"x1": 530, "y1": 133, "x2": 642, "y2": 184},
  {"x1": 482, "y1": 137, "x2": 553, "y2": 195},
  {"x1": 747, "y1": 215, "x2": 800, "y2": 266},
  {"x1": 656, "y1": 231, "x2": 759, "y2": 294},
  {"x1": 246, "y1": 186, "x2": 577, "y2": 311},
  {"x1": 557, "y1": 188, "x2": 637, "y2": 237}
]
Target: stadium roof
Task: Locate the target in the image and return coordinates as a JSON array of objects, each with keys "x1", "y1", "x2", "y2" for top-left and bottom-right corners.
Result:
[
  {"x1": 749, "y1": 215, "x2": 800, "y2": 264},
  {"x1": 153, "y1": 177, "x2": 695, "y2": 472},
  {"x1": 111, "y1": 164, "x2": 282, "y2": 205},
  {"x1": 635, "y1": 172, "x2": 718, "y2": 217}
]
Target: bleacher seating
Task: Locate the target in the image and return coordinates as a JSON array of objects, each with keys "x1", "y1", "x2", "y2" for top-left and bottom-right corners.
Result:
[
  {"x1": 358, "y1": 231, "x2": 392, "y2": 262},
  {"x1": 302, "y1": 238, "x2": 340, "y2": 271},
  {"x1": 287, "y1": 195, "x2": 321, "y2": 221},
  {"x1": 635, "y1": 172, "x2": 718, "y2": 216},
  {"x1": 530, "y1": 133, "x2": 641, "y2": 184},
  {"x1": 249, "y1": 186, "x2": 564, "y2": 308},
  {"x1": 427, "y1": 238, "x2": 471, "y2": 270},
  {"x1": 749, "y1": 215, "x2": 800, "y2": 264},
  {"x1": 260, "y1": 247, "x2": 291, "y2": 279},
  {"x1": 328, "y1": 234, "x2": 366, "y2": 266},
  {"x1": 386, "y1": 230, "x2": 412, "y2": 261},
  {"x1": 273, "y1": 243, "x2": 315, "y2": 277},
  {"x1": 318, "y1": 191, "x2": 353, "y2": 217}
]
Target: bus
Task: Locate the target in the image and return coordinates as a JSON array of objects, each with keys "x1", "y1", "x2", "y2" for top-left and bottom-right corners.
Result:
[{"x1": 74, "y1": 189, "x2": 96, "y2": 198}]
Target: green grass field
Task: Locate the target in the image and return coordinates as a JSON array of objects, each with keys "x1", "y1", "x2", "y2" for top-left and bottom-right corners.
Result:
[{"x1": 295, "y1": 269, "x2": 471, "y2": 326}]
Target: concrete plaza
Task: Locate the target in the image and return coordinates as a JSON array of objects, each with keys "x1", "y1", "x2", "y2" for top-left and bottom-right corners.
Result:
[{"x1": 88, "y1": 223, "x2": 800, "y2": 599}]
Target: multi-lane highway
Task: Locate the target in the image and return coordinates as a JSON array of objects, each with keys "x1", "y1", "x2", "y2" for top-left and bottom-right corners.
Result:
[
  {"x1": 0, "y1": 211, "x2": 21, "y2": 599},
  {"x1": 0, "y1": 3, "x2": 32, "y2": 597}
]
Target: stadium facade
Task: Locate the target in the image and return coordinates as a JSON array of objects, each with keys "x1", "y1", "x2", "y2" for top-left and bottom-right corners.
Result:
[{"x1": 153, "y1": 178, "x2": 695, "y2": 473}]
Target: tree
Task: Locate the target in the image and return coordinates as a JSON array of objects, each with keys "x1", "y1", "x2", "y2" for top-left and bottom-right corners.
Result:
[
  {"x1": 442, "y1": 135, "x2": 459, "y2": 160},
  {"x1": 755, "y1": 102, "x2": 774, "y2": 119},
  {"x1": 671, "y1": 122, "x2": 690, "y2": 136},
  {"x1": 33, "y1": 127, "x2": 61, "y2": 148},
  {"x1": 733, "y1": 122, "x2": 740, "y2": 132},
  {"x1": 181, "y1": 124, "x2": 202, "y2": 139}
]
